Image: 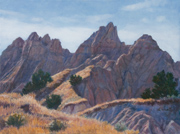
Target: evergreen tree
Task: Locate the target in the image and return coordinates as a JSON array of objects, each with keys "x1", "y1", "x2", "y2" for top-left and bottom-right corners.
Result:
[
  {"x1": 46, "y1": 94, "x2": 62, "y2": 109},
  {"x1": 22, "y1": 69, "x2": 53, "y2": 94},
  {"x1": 141, "y1": 88, "x2": 151, "y2": 99},
  {"x1": 141, "y1": 70, "x2": 178, "y2": 99},
  {"x1": 69, "y1": 74, "x2": 82, "y2": 86}
]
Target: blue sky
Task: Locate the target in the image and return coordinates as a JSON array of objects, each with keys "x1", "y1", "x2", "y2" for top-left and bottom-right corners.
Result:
[{"x1": 0, "y1": 0, "x2": 179, "y2": 61}]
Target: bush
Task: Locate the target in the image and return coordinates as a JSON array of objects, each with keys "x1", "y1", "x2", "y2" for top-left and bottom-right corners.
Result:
[
  {"x1": 22, "y1": 69, "x2": 53, "y2": 94},
  {"x1": 141, "y1": 70, "x2": 178, "y2": 99},
  {"x1": 46, "y1": 94, "x2": 62, "y2": 109},
  {"x1": 141, "y1": 88, "x2": 151, "y2": 99},
  {"x1": 6, "y1": 113, "x2": 25, "y2": 129},
  {"x1": 115, "y1": 122, "x2": 127, "y2": 132},
  {"x1": 69, "y1": 74, "x2": 82, "y2": 86},
  {"x1": 49, "y1": 120, "x2": 66, "y2": 131}
]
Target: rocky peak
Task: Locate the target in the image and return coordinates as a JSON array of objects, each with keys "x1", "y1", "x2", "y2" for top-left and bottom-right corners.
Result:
[
  {"x1": 135, "y1": 34, "x2": 158, "y2": 47},
  {"x1": 50, "y1": 39, "x2": 63, "y2": 53},
  {"x1": 106, "y1": 22, "x2": 114, "y2": 29},
  {"x1": 68, "y1": 22, "x2": 127, "y2": 68},
  {"x1": 27, "y1": 32, "x2": 39, "y2": 41},
  {"x1": 0, "y1": 32, "x2": 73, "y2": 92},
  {"x1": 92, "y1": 22, "x2": 121, "y2": 46},
  {"x1": 42, "y1": 34, "x2": 51, "y2": 44},
  {"x1": 11, "y1": 37, "x2": 24, "y2": 48},
  {"x1": 139, "y1": 34, "x2": 153, "y2": 40},
  {"x1": 104, "y1": 22, "x2": 120, "y2": 42}
]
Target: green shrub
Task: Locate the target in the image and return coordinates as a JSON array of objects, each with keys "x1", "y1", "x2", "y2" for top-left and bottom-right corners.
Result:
[
  {"x1": 115, "y1": 122, "x2": 127, "y2": 132},
  {"x1": 46, "y1": 94, "x2": 62, "y2": 109},
  {"x1": 22, "y1": 69, "x2": 53, "y2": 94},
  {"x1": 141, "y1": 70, "x2": 178, "y2": 99},
  {"x1": 69, "y1": 74, "x2": 82, "y2": 86},
  {"x1": 141, "y1": 88, "x2": 151, "y2": 99},
  {"x1": 6, "y1": 113, "x2": 25, "y2": 129},
  {"x1": 22, "y1": 82, "x2": 33, "y2": 95},
  {"x1": 49, "y1": 120, "x2": 66, "y2": 131}
]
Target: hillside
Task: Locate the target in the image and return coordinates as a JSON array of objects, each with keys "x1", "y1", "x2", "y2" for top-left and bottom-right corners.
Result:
[
  {"x1": 78, "y1": 98, "x2": 180, "y2": 134},
  {"x1": 0, "y1": 93, "x2": 139, "y2": 134},
  {"x1": 0, "y1": 22, "x2": 180, "y2": 134}
]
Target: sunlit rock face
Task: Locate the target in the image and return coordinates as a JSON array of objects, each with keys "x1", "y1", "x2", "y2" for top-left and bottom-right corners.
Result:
[
  {"x1": 0, "y1": 32, "x2": 72, "y2": 92},
  {"x1": 67, "y1": 22, "x2": 130, "y2": 68}
]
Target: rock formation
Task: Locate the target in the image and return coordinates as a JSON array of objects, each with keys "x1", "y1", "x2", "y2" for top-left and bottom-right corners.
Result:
[
  {"x1": 0, "y1": 22, "x2": 180, "y2": 134},
  {"x1": 0, "y1": 22, "x2": 179, "y2": 101},
  {"x1": 67, "y1": 22, "x2": 130, "y2": 68},
  {"x1": 69, "y1": 34, "x2": 180, "y2": 106},
  {"x1": 79, "y1": 99, "x2": 180, "y2": 134},
  {"x1": 0, "y1": 32, "x2": 72, "y2": 92}
]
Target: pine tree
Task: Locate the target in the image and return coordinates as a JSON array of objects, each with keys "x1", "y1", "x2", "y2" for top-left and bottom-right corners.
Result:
[
  {"x1": 22, "y1": 69, "x2": 53, "y2": 94},
  {"x1": 141, "y1": 70, "x2": 178, "y2": 99}
]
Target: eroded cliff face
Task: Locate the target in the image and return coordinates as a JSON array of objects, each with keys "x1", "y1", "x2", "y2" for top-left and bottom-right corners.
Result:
[
  {"x1": 0, "y1": 22, "x2": 180, "y2": 134},
  {"x1": 0, "y1": 32, "x2": 72, "y2": 92},
  {"x1": 71, "y1": 34, "x2": 180, "y2": 105},
  {"x1": 113, "y1": 34, "x2": 180, "y2": 98},
  {"x1": 0, "y1": 22, "x2": 179, "y2": 103},
  {"x1": 78, "y1": 99, "x2": 180, "y2": 134}
]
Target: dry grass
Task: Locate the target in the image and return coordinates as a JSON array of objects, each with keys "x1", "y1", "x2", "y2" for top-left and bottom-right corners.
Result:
[
  {"x1": 58, "y1": 65, "x2": 94, "y2": 105},
  {"x1": 0, "y1": 66, "x2": 141, "y2": 134},
  {"x1": 0, "y1": 93, "x2": 138, "y2": 134},
  {"x1": 35, "y1": 69, "x2": 72, "y2": 104},
  {"x1": 59, "y1": 98, "x2": 88, "y2": 111},
  {"x1": 78, "y1": 98, "x2": 180, "y2": 116},
  {"x1": 75, "y1": 65, "x2": 94, "y2": 79},
  {"x1": 36, "y1": 66, "x2": 94, "y2": 110},
  {"x1": 59, "y1": 120, "x2": 139, "y2": 134},
  {"x1": 34, "y1": 65, "x2": 95, "y2": 113},
  {"x1": 47, "y1": 69, "x2": 72, "y2": 89},
  {"x1": 41, "y1": 65, "x2": 95, "y2": 110}
]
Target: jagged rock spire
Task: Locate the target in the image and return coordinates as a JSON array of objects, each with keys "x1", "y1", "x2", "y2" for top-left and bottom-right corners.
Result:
[
  {"x1": 27, "y1": 32, "x2": 39, "y2": 41},
  {"x1": 42, "y1": 34, "x2": 51, "y2": 44}
]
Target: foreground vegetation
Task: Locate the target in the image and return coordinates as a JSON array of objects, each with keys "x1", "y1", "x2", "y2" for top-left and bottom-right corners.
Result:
[
  {"x1": 0, "y1": 93, "x2": 138, "y2": 134},
  {"x1": 46, "y1": 94, "x2": 62, "y2": 109}
]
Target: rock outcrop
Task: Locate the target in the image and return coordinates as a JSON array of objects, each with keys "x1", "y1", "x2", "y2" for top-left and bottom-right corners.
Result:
[
  {"x1": 113, "y1": 34, "x2": 180, "y2": 98},
  {"x1": 70, "y1": 34, "x2": 180, "y2": 107},
  {"x1": 79, "y1": 98, "x2": 180, "y2": 134},
  {"x1": 0, "y1": 32, "x2": 72, "y2": 92},
  {"x1": 67, "y1": 22, "x2": 130, "y2": 68},
  {"x1": 0, "y1": 22, "x2": 180, "y2": 134},
  {"x1": 1, "y1": 23, "x2": 179, "y2": 105}
]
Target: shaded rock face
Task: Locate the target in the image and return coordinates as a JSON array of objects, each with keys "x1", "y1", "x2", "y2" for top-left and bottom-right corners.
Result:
[
  {"x1": 0, "y1": 32, "x2": 72, "y2": 92},
  {"x1": 84, "y1": 101, "x2": 180, "y2": 134}
]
